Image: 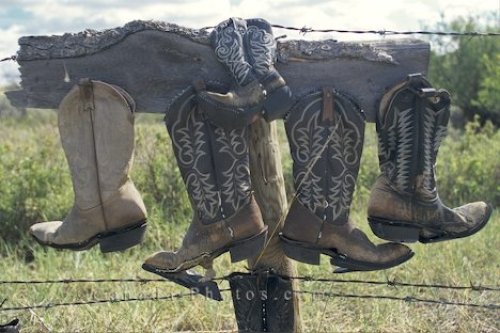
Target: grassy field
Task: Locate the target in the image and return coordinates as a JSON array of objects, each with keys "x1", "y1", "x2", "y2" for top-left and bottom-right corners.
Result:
[{"x1": 0, "y1": 110, "x2": 498, "y2": 332}]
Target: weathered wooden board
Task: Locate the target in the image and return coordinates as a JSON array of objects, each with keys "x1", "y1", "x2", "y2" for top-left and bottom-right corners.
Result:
[{"x1": 5, "y1": 20, "x2": 429, "y2": 122}]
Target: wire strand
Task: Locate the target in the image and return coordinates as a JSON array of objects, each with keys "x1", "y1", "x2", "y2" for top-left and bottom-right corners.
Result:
[
  {"x1": 296, "y1": 290, "x2": 499, "y2": 310},
  {"x1": 269, "y1": 24, "x2": 500, "y2": 36},
  {"x1": 0, "y1": 289, "x2": 231, "y2": 312},
  {"x1": 2, "y1": 274, "x2": 498, "y2": 291},
  {"x1": 200, "y1": 24, "x2": 500, "y2": 37}
]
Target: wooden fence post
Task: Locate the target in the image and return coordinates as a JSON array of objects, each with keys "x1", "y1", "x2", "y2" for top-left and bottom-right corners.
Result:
[{"x1": 247, "y1": 118, "x2": 301, "y2": 332}]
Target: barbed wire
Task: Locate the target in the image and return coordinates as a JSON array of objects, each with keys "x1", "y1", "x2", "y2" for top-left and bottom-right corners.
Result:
[
  {"x1": 0, "y1": 289, "x2": 231, "y2": 312},
  {"x1": 2, "y1": 274, "x2": 498, "y2": 292},
  {"x1": 2, "y1": 24, "x2": 498, "y2": 64},
  {"x1": 295, "y1": 290, "x2": 499, "y2": 310},
  {"x1": 1, "y1": 286, "x2": 497, "y2": 312},
  {"x1": 284, "y1": 275, "x2": 500, "y2": 291},
  {"x1": 200, "y1": 23, "x2": 500, "y2": 37},
  {"x1": 269, "y1": 24, "x2": 500, "y2": 36},
  {"x1": 0, "y1": 55, "x2": 16, "y2": 62}
]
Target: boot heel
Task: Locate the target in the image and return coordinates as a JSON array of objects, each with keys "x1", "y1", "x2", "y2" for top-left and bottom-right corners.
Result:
[
  {"x1": 369, "y1": 218, "x2": 420, "y2": 243},
  {"x1": 281, "y1": 238, "x2": 321, "y2": 265},
  {"x1": 229, "y1": 229, "x2": 268, "y2": 263},
  {"x1": 100, "y1": 222, "x2": 147, "y2": 253}
]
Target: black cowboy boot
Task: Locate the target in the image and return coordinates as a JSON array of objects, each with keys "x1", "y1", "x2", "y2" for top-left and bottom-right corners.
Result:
[
  {"x1": 143, "y1": 85, "x2": 268, "y2": 288},
  {"x1": 197, "y1": 18, "x2": 265, "y2": 130},
  {"x1": 244, "y1": 18, "x2": 294, "y2": 121},
  {"x1": 368, "y1": 74, "x2": 492, "y2": 243},
  {"x1": 229, "y1": 271, "x2": 296, "y2": 332},
  {"x1": 0, "y1": 319, "x2": 20, "y2": 333},
  {"x1": 280, "y1": 88, "x2": 413, "y2": 272}
]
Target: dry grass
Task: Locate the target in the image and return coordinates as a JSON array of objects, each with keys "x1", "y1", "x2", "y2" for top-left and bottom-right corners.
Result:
[{"x1": 0, "y1": 112, "x2": 498, "y2": 332}]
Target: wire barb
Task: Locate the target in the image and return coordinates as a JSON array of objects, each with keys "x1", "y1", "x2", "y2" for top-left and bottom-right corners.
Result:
[{"x1": 0, "y1": 55, "x2": 16, "y2": 62}]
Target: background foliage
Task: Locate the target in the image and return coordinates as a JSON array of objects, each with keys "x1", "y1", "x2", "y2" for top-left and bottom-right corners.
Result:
[{"x1": 428, "y1": 13, "x2": 500, "y2": 127}]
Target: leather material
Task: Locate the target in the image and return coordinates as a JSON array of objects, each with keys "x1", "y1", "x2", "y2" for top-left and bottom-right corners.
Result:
[
  {"x1": 195, "y1": 79, "x2": 263, "y2": 130},
  {"x1": 29, "y1": 80, "x2": 147, "y2": 248},
  {"x1": 229, "y1": 272, "x2": 296, "y2": 333},
  {"x1": 245, "y1": 18, "x2": 294, "y2": 121},
  {"x1": 285, "y1": 88, "x2": 364, "y2": 225},
  {"x1": 144, "y1": 197, "x2": 266, "y2": 272},
  {"x1": 211, "y1": 17, "x2": 255, "y2": 87},
  {"x1": 0, "y1": 319, "x2": 20, "y2": 333},
  {"x1": 283, "y1": 88, "x2": 412, "y2": 267},
  {"x1": 166, "y1": 86, "x2": 253, "y2": 223},
  {"x1": 146, "y1": 86, "x2": 266, "y2": 272},
  {"x1": 283, "y1": 200, "x2": 412, "y2": 265},
  {"x1": 369, "y1": 74, "x2": 492, "y2": 242},
  {"x1": 196, "y1": 17, "x2": 293, "y2": 128},
  {"x1": 376, "y1": 73, "x2": 449, "y2": 199}
]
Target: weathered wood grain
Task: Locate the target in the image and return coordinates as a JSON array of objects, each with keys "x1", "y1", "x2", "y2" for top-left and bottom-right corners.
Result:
[
  {"x1": 248, "y1": 118, "x2": 301, "y2": 332},
  {"x1": 5, "y1": 20, "x2": 429, "y2": 122}
]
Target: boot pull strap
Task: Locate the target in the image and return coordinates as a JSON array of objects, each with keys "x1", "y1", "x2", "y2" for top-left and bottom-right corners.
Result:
[
  {"x1": 78, "y1": 78, "x2": 95, "y2": 112},
  {"x1": 322, "y1": 87, "x2": 335, "y2": 124}
]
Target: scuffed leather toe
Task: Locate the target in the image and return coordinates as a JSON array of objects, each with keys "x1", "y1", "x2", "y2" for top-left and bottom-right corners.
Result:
[
  {"x1": 29, "y1": 221, "x2": 63, "y2": 243},
  {"x1": 376, "y1": 242, "x2": 414, "y2": 263},
  {"x1": 143, "y1": 251, "x2": 180, "y2": 271}
]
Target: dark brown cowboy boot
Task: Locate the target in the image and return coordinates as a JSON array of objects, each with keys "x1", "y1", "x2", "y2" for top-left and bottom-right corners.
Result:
[
  {"x1": 280, "y1": 88, "x2": 413, "y2": 272},
  {"x1": 368, "y1": 74, "x2": 492, "y2": 243},
  {"x1": 196, "y1": 18, "x2": 265, "y2": 130},
  {"x1": 197, "y1": 18, "x2": 293, "y2": 129},
  {"x1": 143, "y1": 85, "x2": 267, "y2": 276},
  {"x1": 244, "y1": 18, "x2": 294, "y2": 121}
]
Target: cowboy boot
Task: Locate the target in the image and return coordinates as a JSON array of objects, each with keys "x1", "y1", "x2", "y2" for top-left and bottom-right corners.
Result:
[
  {"x1": 143, "y1": 85, "x2": 268, "y2": 276},
  {"x1": 29, "y1": 79, "x2": 147, "y2": 253},
  {"x1": 197, "y1": 17, "x2": 266, "y2": 130},
  {"x1": 280, "y1": 88, "x2": 413, "y2": 272},
  {"x1": 245, "y1": 18, "x2": 294, "y2": 121},
  {"x1": 368, "y1": 74, "x2": 492, "y2": 243}
]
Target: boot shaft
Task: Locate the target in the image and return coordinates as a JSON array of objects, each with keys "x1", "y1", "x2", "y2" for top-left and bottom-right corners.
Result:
[
  {"x1": 58, "y1": 80, "x2": 136, "y2": 209},
  {"x1": 285, "y1": 88, "x2": 365, "y2": 226},
  {"x1": 211, "y1": 18, "x2": 255, "y2": 87},
  {"x1": 376, "y1": 74, "x2": 450, "y2": 199},
  {"x1": 244, "y1": 18, "x2": 277, "y2": 79},
  {"x1": 166, "y1": 86, "x2": 253, "y2": 224}
]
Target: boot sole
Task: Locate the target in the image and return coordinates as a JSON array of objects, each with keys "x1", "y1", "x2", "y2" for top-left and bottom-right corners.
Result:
[
  {"x1": 368, "y1": 204, "x2": 493, "y2": 244},
  {"x1": 32, "y1": 220, "x2": 147, "y2": 253},
  {"x1": 280, "y1": 234, "x2": 414, "y2": 272},
  {"x1": 144, "y1": 227, "x2": 268, "y2": 274}
]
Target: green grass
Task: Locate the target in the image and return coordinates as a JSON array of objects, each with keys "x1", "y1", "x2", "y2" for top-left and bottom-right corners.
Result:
[{"x1": 0, "y1": 111, "x2": 498, "y2": 332}]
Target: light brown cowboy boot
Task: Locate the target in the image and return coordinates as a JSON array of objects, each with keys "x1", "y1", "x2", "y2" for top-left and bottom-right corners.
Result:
[
  {"x1": 280, "y1": 88, "x2": 413, "y2": 272},
  {"x1": 29, "y1": 79, "x2": 147, "y2": 253},
  {"x1": 143, "y1": 85, "x2": 267, "y2": 277},
  {"x1": 368, "y1": 74, "x2": 492, "y2": 243}
]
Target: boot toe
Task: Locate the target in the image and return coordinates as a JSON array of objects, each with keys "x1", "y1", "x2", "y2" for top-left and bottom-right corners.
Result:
[
  {"x1": 30, "y1": 221, "x2": 63, "y2": 243},
  {"x1": 455, "y1": 201, "x2": 492, "y2": 226},
  {"x1": 144, "y1": 251, "x2": 180, "y2": 271},
  {"x1": 377, "y1": 242, "x2": 414, "y2": 263}
]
